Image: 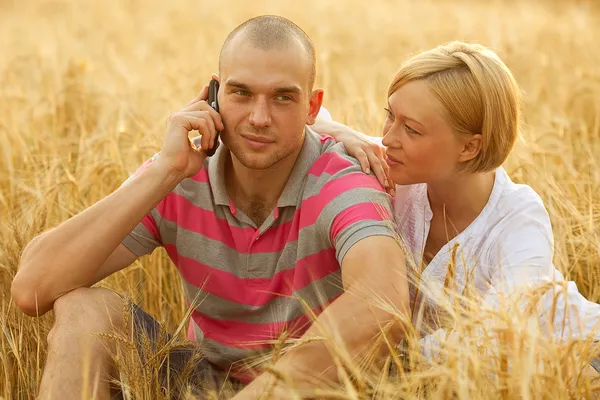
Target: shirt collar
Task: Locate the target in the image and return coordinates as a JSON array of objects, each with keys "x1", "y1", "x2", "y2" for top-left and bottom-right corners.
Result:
[
  {"x1": 277, "y1": 127, "x2": 322, "y2": 207},
  {"x1": 207, "y1": 144, "x2": 232, "y2": 208},
  {"x1": 206, "y1": 126, "x2": 323, "y2": 211}
]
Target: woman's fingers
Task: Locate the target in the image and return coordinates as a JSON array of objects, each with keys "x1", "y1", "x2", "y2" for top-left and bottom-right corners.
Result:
[
  {"x1": 366, "y1": 150, "x2": 388, "y2": 188},
  {"x1": 355, "y1": 149, "x2": 371, "y2": 175}
]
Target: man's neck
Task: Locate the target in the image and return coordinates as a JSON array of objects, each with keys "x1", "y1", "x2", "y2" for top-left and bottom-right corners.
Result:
[
  {"x1": 225, "y1": 145, "x2": 303, "y2": 225},
  {"x1": 426, "y1": 170, "x2": 496, "y2": 226}
]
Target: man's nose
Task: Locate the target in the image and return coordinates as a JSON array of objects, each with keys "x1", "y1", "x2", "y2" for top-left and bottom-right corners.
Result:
[{"x1": 249, "y1": 97, "x2": 272, "y2": 128}]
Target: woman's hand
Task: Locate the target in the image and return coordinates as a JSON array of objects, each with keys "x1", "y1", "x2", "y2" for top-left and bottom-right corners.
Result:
[{"x1": 311, "y1": 118, "x2": 394, "y2": 194}]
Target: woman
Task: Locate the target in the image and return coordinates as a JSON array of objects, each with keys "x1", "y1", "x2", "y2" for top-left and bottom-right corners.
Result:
[{"x1": 311, "y1": 41, "x2": 600, "y2": 360}]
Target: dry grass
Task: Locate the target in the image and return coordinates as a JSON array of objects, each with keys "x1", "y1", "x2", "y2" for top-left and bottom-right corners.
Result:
[{"x1": 1, "y1": 0, "x2": 600, "y2": 398}]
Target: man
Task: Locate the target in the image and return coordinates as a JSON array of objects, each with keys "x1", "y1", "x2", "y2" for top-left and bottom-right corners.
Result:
[{"x1": 12, "y1": 15, "x2": 410, "y2": 399}]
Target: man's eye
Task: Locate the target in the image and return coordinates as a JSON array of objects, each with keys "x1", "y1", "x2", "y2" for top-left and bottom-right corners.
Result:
[
  {"x1": 275, "y1": 95, "x2": 292, "y2": 101},
  {"x1": 235, "y1": 90, "x2": 250, "y2": 96}
]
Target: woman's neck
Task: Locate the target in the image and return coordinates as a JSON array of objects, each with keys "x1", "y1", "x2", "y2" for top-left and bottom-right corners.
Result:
[{"x1": 426, "y1": 170, "x2": 497, "y2": 228}]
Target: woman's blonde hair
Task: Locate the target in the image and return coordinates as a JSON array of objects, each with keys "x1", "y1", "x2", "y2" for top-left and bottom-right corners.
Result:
[{"x1": 388, "y1": 41, "x2": 521, "y2": 173}]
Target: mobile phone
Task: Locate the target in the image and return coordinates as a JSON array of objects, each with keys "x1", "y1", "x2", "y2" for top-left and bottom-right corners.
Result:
[{"x1": 205, "y1": 79, "x2": 220, "y2": 156}]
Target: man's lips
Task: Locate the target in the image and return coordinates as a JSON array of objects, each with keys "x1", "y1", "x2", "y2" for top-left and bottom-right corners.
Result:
[
  {"x1": 241, "y1": 134, "x2": 274, "y2": 144},
  {"x1": 241, "y1": 134, "x2": 274, "y2": 150}
]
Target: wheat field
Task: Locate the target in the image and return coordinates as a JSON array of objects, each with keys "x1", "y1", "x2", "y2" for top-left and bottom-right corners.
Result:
[{"x1": 1, "y1": 0, "x2": 600, "y2": 398}]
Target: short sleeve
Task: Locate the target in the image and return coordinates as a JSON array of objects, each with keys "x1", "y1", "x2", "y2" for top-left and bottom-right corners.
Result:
[
  {"x1": 314, "y1": 152, "x2": 398, "y2": 264},
  {"x1": 120, "y1": 154, "x2": 164, "y2": 256},
  {"x1": 122, "y1": 211, "x2": 162, "y2": 256}
]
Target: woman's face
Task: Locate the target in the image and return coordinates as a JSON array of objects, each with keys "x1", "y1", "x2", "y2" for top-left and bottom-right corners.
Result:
[{"x1": 381, "y1": 80, "x2": 469, "y2": 186}]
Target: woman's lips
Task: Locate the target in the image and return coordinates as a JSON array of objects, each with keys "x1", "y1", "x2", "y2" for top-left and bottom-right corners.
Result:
[{"x1": 385, "y1": 153, "x2": 403, "y2": 167}]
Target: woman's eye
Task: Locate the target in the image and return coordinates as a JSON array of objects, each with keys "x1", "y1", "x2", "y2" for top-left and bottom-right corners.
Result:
[
  {"x1": 384, "y1": 108, "x2": 394, "y2": 120},
  {"x1": 405, "y1": 124, "x2": 420, "y2": 135}
]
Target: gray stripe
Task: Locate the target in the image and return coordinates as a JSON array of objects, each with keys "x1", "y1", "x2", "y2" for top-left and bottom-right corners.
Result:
[
  {"x1": 316, "y1": 187, "x2": 393, "y2": 232},
  {"x1": 299, "y1": 151, "x2": 370, "y2": 201},
  {"x1": 177, "y1": 176, "x2": 297, "y2": 234},
  {"x1": 175, "y1": 155, "x2": 371, "y2": 217},
  {"x1": 157, "y1": 216, "x2": 336, "y2": 279},
  {"x1": 277, "y1": 128, "x2": 323, "y2": 207},
  {"x1": 157, "y1": 189, "x2": 390, "y2": 280},
  {"x1": 182, "y1": 270, "x2": 343, "y2": 324},
  {"x1": 122, "y1": 221, "x2": 161, "y2": 256},
  {"x1": 590, "y1": 357, "x2": 600, "y2": 373},
  {"x1": 199, "y1": 337, "x2": 269, "y2": 369},
  {"x1": 315, "y1": 185, "x2": 396, "y2": 262},
  {"x1": 174, "y1": 179, "x2": 248, "y2": 227},
  {"x1": 176, "y1": 178, "x2": 296, "y2": 230},
  {"x1": 335, "y1": 222, "x2": 399, "y2": 263},
  {"x1": 192, "y1": 324, "x2": 284, "y2": 370}
]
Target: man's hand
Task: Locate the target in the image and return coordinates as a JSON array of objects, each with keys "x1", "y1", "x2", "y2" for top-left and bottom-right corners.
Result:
[{"x1": 156, "y1": 85, "x2": 224, "y2": 181}]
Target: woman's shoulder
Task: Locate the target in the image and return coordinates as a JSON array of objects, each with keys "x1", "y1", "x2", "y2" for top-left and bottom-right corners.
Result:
[
  {"x1": 492, "y1": 168, "x2": 550, "y2": 224},
  {"x1": 393, "y1": 183, "x2": 428, "y2": 210},
  {"x1": 391, "y1": 183, "x2": 429, "y2": 237},
  {"x1": 482, "y1": 167, "x2": 554, "y2": 266}
]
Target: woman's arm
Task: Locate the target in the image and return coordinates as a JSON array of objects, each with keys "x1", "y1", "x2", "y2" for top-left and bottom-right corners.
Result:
[{"x1": 311, "y1": 110, "x2": 392, "y2": 191}]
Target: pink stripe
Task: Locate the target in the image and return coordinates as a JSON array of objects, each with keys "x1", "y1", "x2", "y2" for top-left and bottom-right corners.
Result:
[
  {"x1": 191, "y1": 301, "x2": 341, "y2": 347},
  {"x1": 319, "y1": 134, "x2": 334, "y2": 144},
  {"x1": 330, "y1": 202, "x2": 390, "y2": 243},
  {"x1": 307, "y1": 151, "x2": 354, "y2": 177},
  {"x1": 250, "y1": 216, "x2": 298, "y2": 252},
  {"x1": 189, "y1": 167, "x2": 209, "y2": 183},
  {"x1": 160, "y1": 183, "x2": 385, "y2": 256},
  {"x1": 196, "y1": 313, "x2": 310, "y2": 348},
  {"x1": 160, "y1": 192, "x2": 252, "y2": 250},
  {"x1": 197, "y1": 296, "x2": 340, "y2": 384},
  {"x1": 160, "y1": 192, "x2": 301, "y2": 254},
  {"x1": 231, "y1": 370, "x2": 255, "y2": 385},
  {"x1": 141, "y1": 215, "x2": 160, "y2": 241},
  {"x1": 187, "y1": 321, "x2": 195, "y2": 341},
  {"x1": 299, "y1": 172, "x2": 385, "y2": 230},
  {"x1": 156, "y1": 153, "x2": 381, "y2": 254},
  {"x1": 165, "y1": 244, "x2": 339, "y2": 307}
]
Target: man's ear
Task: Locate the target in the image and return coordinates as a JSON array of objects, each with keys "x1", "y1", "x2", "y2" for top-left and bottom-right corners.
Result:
[
  {"x1": 458, "y1": 133, "x2": 483, "y2": 163},
  {"x1": 306, "y1": 89, "x2": 324, "y2": 125}
]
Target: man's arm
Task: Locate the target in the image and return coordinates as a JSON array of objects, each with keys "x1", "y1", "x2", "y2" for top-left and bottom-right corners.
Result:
[
  {"x1": 11, "y1": 85, "x2": 223, "y2": 317},
  {"x1": 235, "y1": 235, "x2": 410, "y2": 398},
  {"x1": 11, "y1": 162, "x2": 183, "y2": 317}
]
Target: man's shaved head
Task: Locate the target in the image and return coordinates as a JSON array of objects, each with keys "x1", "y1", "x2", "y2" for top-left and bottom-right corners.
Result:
[{"x1": 219, "y1": 15, "x2": 316, "y2": 89}]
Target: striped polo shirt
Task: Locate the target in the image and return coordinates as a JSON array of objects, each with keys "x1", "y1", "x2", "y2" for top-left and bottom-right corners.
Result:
[{"x1": 121, "y1": 128, "x2": 396, "y2": 382}]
